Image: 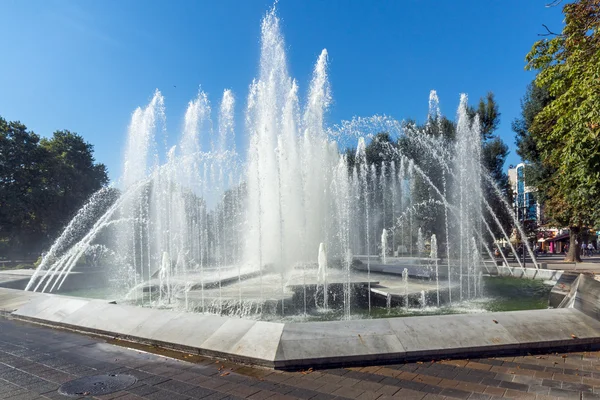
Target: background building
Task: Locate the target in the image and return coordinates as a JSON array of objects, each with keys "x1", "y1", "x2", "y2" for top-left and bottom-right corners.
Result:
[{"x1": 508, "y1": 163, "x2": 539, "y2": 224}]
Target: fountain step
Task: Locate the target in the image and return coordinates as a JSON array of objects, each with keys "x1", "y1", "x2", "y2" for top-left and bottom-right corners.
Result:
[
  {"x1": 354, "y1": 263, "x2": 449, "y2": 279},
  {"x1": 140, "y1": 269, "x2": 262, "y2": 292}
]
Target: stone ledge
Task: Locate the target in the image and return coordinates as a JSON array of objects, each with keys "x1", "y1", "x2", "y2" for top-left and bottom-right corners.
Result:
[{"x1": 2, "y1": 287, "x2": 600, "y2": 370}]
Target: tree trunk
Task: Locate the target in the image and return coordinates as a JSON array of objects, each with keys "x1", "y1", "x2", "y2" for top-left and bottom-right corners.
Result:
[{"x1": 565, "y1": 226, "x2": 582, "y2": 262}]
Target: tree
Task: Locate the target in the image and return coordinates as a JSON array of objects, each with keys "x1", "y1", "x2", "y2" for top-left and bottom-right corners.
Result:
[
  {"x1": 468, "y1": 92, "x2": 501, "y2": 141},
  {"x1": 39, "y1": 130, "x2": 109, "y2": 243},
  {"x1": 513, "y1": 82, "x2": 555, "y2": 231},
  {"x1": 525, "y1": 0, "x2": 600, "y2": 261},
  {"x1": 0, "y1": 119, "x2": 109, "y2": 258},
  {"x1": 469, "y1": 93, "x2": 513, "y2": 244},
  {"x1": 0, "y1": 118, "x2": 47, "y2": 256}
]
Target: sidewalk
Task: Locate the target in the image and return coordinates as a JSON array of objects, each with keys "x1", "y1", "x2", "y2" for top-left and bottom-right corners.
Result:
[{"x1": 503, "y1": 253, "x2": 600, "y2": 274}]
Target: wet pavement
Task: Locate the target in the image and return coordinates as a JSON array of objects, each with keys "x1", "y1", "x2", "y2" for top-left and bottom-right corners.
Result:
[{"x1": 1, "y1": 317, "x2": 600, "y2": 400}]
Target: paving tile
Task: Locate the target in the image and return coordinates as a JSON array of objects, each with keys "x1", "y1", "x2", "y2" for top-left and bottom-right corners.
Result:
[
  {"x1": 352, "y1": 381, "x2": 383, "y2": 393},
  {"x1": 548, "y1": 387, "x2": 581, "y2": 399},
  {"x1": 22, "y1": 380, "x2": 59, "y2": 395},
  {"x1": 532, "y1": 371, "x2": 553, "y2": 379},
  {"x1": 454, "y1": 381, "x2": 487, "y2": 393},
  {"x1": 93, "y1": 390, "x2": 131, "y2": 400},
  {"x1": 103, "y1": 395, "x2": 145, "y2": 400},
  {"x1": 560, "y1": 382, "x2": 594, "y2": 392},
  {"x1": 421, "y1": 395, "x2": 445, "y2": 400},
  {"x1": 331, "y1": 386, "x2": 364, "y2": 399},
  {"x1": 466, "y1": 394, "x2": 491, "y2": 400},
  {"x1": 154, "y1": 380, "x2": 198, "y2": 394},
  {"x1": 0, "y1": 389, "x2": 28, "y2": 400},
  {"x1": 39, "y1": 390, "x2": 81, "y2": 400},
  {"x1": 354, "y1": 392, "x2": 381, "y2": 400},
  {"x1": 226, "y1": 384, "x2": 261, "y2": 398},
  {"x1": 189, "y1": 390, "x2": 229, "y2": 400},
  {"x1": 525, "y1": 384, "x2": 549, "y2": 395},
  {"x1": 497, "y1": 381, "x2": 528, "y2": 392},
  {"x1": 541, "y1": 379, "x2": 562, "y2": 388},
  {"x1": 181, "y1": 385, "x2": 218, "y2": 399},
  {"x1": 127, "y1": 383, "x2": 160, "y2": 397},
  {"x1": 483, "y1": 386, "x2": 505, "y2": 396},
  {"x1": 392, "y1": 388, "x2": 425, "y2": 399},
  {"x1": 480, "y1": 378, "x2": 502, "y2": 387},
  {"x1": 144, "y1": 390, "x2": 192, "y2": 400},
  {"x1": 289, "y1": 378, "x2": 325, "y2": 391},
  {"x1": 4, "y1": 388, "x2": 46, "y2": 400},
  {"x1": 373, "y1": 385, "x2": 400, "y2": 397},
  {"x1": 510, "y1": 376, "x2": 541, "y2": 386},
  {"x1": 502, "y1": 389, "x2": 536, "y2": 399},
  {"x1": 438, "y1": 387, "x2": 471, "y2": 399},
  {"x1": 245, "y1": 391, "x2": 276, "y2": 400}
]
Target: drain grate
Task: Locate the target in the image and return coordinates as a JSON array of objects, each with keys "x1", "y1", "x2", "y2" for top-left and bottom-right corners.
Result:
[{"x1": 58, "y1": 374, "x2": 137, "y2": 397}]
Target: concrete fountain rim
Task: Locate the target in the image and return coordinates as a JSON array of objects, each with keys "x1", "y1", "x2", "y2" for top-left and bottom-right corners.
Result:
[{"x1": 3, "y1": 267, "x2": 600, "y2": 370}]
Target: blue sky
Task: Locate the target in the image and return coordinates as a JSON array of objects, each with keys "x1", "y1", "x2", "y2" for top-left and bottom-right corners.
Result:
[{"x1": 0, "y1": 0, "x2": 565, "y2": 180}]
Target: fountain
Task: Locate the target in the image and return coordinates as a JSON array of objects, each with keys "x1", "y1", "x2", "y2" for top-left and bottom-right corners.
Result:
[{"x1": 22, "y1": 5, "x2": 540, "y2": 322}]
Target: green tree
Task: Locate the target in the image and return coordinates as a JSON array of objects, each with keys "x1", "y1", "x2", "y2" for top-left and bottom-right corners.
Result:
[
  {"x1": 0, "y1": 119, "x2": 109, "y2": 258},
  {"x1": 525, "y1": 0, "x2": 600, "y2": 262},
  {"x1": 468, "y1": 92, "x2": 501, "y2": 140},
  {"x1": 39, "y1": 130, "x2": 109, "y2": 243},
  {"x1": 468, "y1": 93, "x2": 513, "y2": 244},
  {"x1": 0, "y1": 118, "x2": 47, "y2": 256},
  {"x1": 513, "y1": 82, "x2": 555, "y2": 237}
]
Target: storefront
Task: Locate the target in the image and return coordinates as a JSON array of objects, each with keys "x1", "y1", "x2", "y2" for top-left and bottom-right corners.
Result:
[{"x1": 546, "y1": 232, "x2": 569, "y2": 254}]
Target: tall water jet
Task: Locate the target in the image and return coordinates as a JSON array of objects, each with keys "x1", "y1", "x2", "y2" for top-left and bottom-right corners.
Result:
[
  {"x1": 381, "y1": 229, "x2": 388, "y2": 264},
  {"x1": 430, "y1": 234, "x2": 439, "y2": 306},
  {"x1": 403, "y1": 267, "x2": 409, "y2": 311},
  {"x1": 356, "y1": 138, "x2": 371, "y2": 313},
  {"x1": 317, "y1": 242, "x2": 328, "y2": 309},
  {"x1": 417, "y1": 228, "x2": 425, "y2": 256}
]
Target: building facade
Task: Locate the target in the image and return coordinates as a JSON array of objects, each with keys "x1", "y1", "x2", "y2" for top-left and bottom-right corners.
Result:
[{"x1": 507, "y1": 163, "x2": 539, "y2": 224}]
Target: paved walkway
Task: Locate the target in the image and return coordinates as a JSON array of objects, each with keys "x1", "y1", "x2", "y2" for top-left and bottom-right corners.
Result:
[
  {"x1": 2, "y1": 318, "x2": 600, "y2": 400},
  {"x1": 503, "y1": 253, "x2": 600, "y2": 274}
]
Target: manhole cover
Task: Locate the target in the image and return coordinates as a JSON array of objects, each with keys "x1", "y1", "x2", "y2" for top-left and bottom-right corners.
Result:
[{"x1": 58, "y1": 374, "x2": 137, "y2": 397}]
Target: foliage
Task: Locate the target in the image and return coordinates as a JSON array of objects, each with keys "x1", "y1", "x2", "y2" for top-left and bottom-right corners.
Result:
[
  {"x1": 513, "y1": 82, "x2": 555, "y2": 209},
  {"x1": 468, "y1": 92, "x2": 501, "y2": 141},
  {"x1": 524, "y1": 0, "x2": 600, "y2": 260},
  {"x1": 344, "y1": 92, "x2": 513, "y2": 252},
  {"x1": 0, "y1": 117, "x2": 109, "y2": 258},
  {"x1": 470, "y1": 93, "x2": 513, "y2": 242}
]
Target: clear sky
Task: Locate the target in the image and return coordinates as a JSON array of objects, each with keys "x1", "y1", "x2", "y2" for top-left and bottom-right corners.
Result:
[{"x1": 0, "y1": 0, "x2": 565, "y2": 180}]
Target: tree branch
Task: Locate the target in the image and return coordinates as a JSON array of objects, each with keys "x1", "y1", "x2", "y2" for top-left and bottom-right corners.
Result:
[
  {"x1": 538, "y1": 24, "x2": 562, "y2": 37},
  {"x1": 545, "y1": 0, "x2": 563, "y2": 7}
]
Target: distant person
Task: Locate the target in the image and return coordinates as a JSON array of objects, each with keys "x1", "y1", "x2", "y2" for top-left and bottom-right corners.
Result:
[
  {"x1": 564, "y1": 243, "x2": 569, "y2": 254},
  {"x1": 588, "y1": 242, "x2": 595, "y2": 256},
  {"x1": 582, "y1": 242, "x2": 588, "y2": 257}
]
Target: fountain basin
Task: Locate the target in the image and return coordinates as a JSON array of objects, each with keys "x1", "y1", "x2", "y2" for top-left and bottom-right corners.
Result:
[
  {"x1": 3, "y1": 274, "x2": 600, "y2": 370},
  {"x1": 16, "y1": 266, "x2": 557, "y2": 320}
]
